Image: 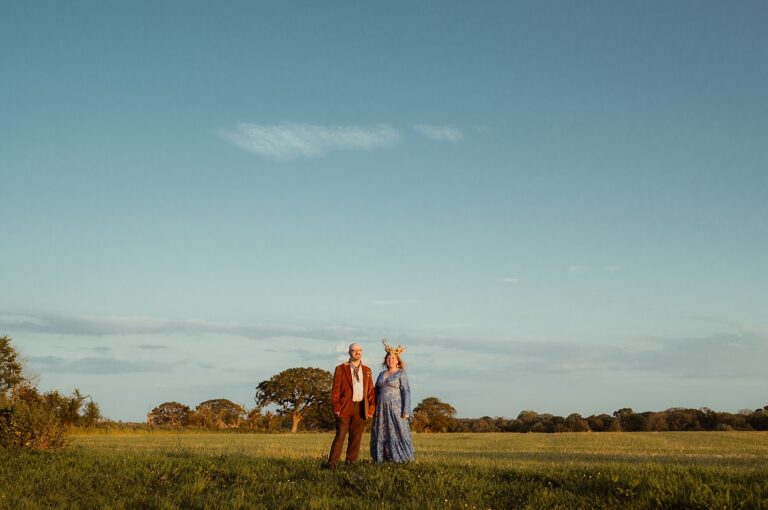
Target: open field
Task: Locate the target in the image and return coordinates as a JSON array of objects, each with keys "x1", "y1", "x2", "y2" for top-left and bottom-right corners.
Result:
[{"x1": 2, "y1": 432, "x2": 767, "y2": 509}]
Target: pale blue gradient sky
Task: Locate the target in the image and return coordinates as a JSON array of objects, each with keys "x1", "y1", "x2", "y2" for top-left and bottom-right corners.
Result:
[{"x1": 2, "y1": 1, "x2": 767, "y2": 421}]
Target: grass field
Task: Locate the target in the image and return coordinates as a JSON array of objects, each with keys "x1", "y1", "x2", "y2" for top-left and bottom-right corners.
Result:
[{"x1": 2, "y1": 432, "x2": 767, "y2": 509}]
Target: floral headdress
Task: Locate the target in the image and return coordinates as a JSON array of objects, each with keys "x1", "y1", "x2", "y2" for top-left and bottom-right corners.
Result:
[{"x1": 381, "y1": 338, "x2": 406, "y2": 356}]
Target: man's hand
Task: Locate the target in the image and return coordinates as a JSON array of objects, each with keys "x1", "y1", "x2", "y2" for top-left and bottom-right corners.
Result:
[{"x1": 402, "y1": 414, "x2": 409, "y2": 420}]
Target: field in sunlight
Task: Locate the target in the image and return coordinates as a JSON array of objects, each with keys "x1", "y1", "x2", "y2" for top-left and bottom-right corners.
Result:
[{"x1": 2, "y1": 432, "x2": 767, "y2": 508}]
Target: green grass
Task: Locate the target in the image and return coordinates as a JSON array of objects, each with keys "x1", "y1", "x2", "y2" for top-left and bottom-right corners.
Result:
[{"x1": 2, "y1": 432, "x2": 767, "y2": 509}]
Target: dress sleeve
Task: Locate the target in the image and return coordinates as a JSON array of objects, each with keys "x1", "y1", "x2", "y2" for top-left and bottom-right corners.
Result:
[{"x1": 399, "y1": 371, "x2": 411, "y2": 417}]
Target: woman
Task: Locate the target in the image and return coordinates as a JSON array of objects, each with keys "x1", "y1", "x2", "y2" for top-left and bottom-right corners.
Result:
[{"x1": 370, "y1": 340, "x2": 414, "y2": 463}]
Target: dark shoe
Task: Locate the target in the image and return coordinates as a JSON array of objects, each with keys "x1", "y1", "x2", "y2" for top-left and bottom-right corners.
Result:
[{"x1": 323, "y1": 463, "x2": 337, "y2": 470}]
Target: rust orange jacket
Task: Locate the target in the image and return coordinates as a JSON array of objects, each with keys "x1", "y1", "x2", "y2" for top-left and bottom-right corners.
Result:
[{"x1": 331, "y1": 362, "x2": 375, "y2": 418}]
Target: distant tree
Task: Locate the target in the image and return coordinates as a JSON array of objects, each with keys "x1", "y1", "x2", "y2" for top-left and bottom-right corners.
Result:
[
  {"x1": 447, "y1": 418, "x2": 468, "y2": 433},
  {"x1": 83, "y1": 401, "x2": 101, "y2": 428},
  {"x1": 470, "y1": 416, "x2": 500, "y2": 433},
  {"x1": 697, "y1": 408, "x2": 720, "y2": 430},
  {"x1": 62, "y1": 389, "x2": 88, "y2": 426},
  {"x1": 747, "y1": 407, "x2": 768, "y2": 431},
  {"x1": 412, "y1": 397, "x2": 456, "y2": 433},
  {"x1": 550, "y1": 415, "x2": 567, "y2": 433},
  {"x1": 532, "y1": 413, "x2": 566, "y2": 433},
  {"x1": 194, "y1": 399, "x2": 246, "y2": 429},
  {"x1": 298, "y1": 390, "x2": 335, "y2": 431},
  {"x1": 629, "y1": 413, "x2": 648, "y2": 432},
  {"x1": 586, "y1": 414, "x2": 615, "y2": 432},
  {"x1": 512, "y1": 410, "x2": 541, "y2": 432},
  {"x1": 665, "y1": 408, "x2": 701, "y2": 431},
  {"x1": 0, "y1": 336, "x2": 24, "y2": 396},
  {"x1": 613, "y1": 407, "x2": 656, "y2": 431},
  {"x1": 492, "y1": 417, "x2": 514, "y2": 432},
  {"x1": 565, "y1": 413, "x2": 590, "y2": 432},
  {"x1": 254, "y1": 367, "x2": 332, "y2": 433},
  {"x1": 613, "y1": 408, "x2": 636, "y2": 431},
  {"x1": 644, "y1": 412, "x2": 668, "y2": 432},
  {"x1": 715, "y1": 412, "x2": 749, "y2": 431},
  {"x1": 245, "y1": 408, "x2": 264, "y2": 431},
  {"x1": 147, "y1": 401, "x2": 191, "y2": 427}
]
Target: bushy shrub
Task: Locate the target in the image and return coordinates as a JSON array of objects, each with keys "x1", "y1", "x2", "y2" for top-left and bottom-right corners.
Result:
[
  {"x1": 0, "y1": 336, "x2": 92, "y2": 450},
  {"x1": 0, "y1": 386, "x2": 67, "y2": 450}
]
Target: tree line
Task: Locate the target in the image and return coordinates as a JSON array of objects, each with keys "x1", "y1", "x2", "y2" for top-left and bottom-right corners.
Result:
[
  {"x1": 145, "y1": 367, "x2": 768, "y2": 434},
  {"x1": 3, "y1": 336, "x2": 766, "y2": 447},
  {"x1": 411, "y1": 401, "x2": 768, "y2": 433},
  {"x1": 147, "y1": 368, "x2": 335, "y2": 433}
]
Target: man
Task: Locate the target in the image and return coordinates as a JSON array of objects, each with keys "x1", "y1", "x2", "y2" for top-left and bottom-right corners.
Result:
[{"x1": 327, "y1": 342, "x2": 375, "y2": 468}]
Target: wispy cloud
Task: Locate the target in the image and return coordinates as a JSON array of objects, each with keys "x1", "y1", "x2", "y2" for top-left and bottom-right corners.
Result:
[
  {"x1": 28, "y1": 355, "x2": 169, "y2": 374},
  {"x1": 413, "y1": 329, "x2": 768, "y2": 381},
  {"x1": 501, "y1": 277, "x2": 519, "y2": 284},
  {"x1": 220, "y1": 122, "x2": 400, "y2": 159},
  {"x1": 413, "y1": 124, "x2": 464, "y2": 143},
  {"x1": 9, "y1": 311, "x2": 760, "y2": 381},
  {"x1": 0, "y1": 311, "x2": 368, "y2": 343}
]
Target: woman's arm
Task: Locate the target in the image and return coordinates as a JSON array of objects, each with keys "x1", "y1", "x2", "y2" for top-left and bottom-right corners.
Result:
[{"x1": 400, "y1": 372, "x2": 411, "y2": 419}]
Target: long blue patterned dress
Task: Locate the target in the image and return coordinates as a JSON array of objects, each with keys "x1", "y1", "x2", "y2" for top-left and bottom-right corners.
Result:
[{"x1": 370, "y1": 369, "x2": 414, "y2": 463}]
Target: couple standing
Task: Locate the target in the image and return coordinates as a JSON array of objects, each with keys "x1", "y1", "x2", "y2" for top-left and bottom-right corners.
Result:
[{"x1": 327, "y1": 340, "x2": 414, "y2": 467}]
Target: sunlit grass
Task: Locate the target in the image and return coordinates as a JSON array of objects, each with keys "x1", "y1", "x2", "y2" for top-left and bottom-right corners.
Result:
[
  {"x1": 73, "y1": 431, "x2": 768, "y2": 468},
  {"x1": 2, "y1": 432, "x2": 767, "y2": 509}
]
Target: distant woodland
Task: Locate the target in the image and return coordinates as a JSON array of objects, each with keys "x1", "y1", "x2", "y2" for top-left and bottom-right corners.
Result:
[
  {"x1": 144, "y1": 395, "x2": 768, "y2": 434},
  {"x1": 3, "y1": 335, "x2": 766, "y2": 451}
]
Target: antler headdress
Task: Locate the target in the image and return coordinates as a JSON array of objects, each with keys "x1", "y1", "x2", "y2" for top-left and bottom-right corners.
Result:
[{"x1": 381, "y1": 338, "x2": 406, "y2": 356}]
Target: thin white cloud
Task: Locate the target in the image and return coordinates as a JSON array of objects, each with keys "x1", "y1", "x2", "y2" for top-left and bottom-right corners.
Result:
[
  {"x1": 19, "y1": 311, "x2": 761, "y2": 381},
  {"x1": 413, "y1": 124, "x2": 464, "y2": 143},
  {"x1": 220, "y1": 122, "x2": 400, "y2": 159},
  {"x1": 569, "y1": 265, "x2": 593, "y2": 273},
  {"x1": 502, "y1": 277, "x2": 519, "y2": 284},
  {"x1": 0, "y1": 312, "x2": 336, "y2": 341},
  {"x1": 28, "y1": 355, "x2": 169, "y2": 374}
]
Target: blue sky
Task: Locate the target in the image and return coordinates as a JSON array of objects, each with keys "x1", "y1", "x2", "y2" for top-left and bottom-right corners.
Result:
[{"x1": 2, "y1": 1, "x2": 766, "y2": 422}]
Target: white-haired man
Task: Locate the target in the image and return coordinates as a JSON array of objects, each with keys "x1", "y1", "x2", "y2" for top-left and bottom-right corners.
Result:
[{"x1": 327, "y1": 342, "x2": 375, "y2": 468}]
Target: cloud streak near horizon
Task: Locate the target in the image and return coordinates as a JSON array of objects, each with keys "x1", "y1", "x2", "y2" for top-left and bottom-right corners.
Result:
[
  {"x1": 28, "y1": 355, "x2": 169, "y2": 375},
  {"x1": 4, "y1": 311, "x2": 765, "y2": 381},
  {"x1": 0, "y1": 311, "x2": 343, "y2": 341},
  {"x1": 221, "y1": 122, "x2": 400, "y2": 159}
]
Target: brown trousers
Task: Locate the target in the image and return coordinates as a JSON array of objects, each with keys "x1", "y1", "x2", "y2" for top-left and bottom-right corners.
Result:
[{"x1": 328, "y1": 401, "x2": 366, "y2": 465}]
